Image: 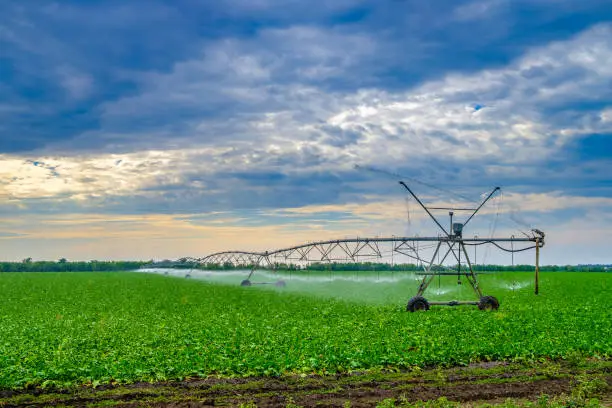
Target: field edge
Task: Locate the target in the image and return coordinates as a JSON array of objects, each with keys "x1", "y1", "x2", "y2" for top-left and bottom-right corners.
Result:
[{"x1": 1, "y1": 359, "x2": 610, "y2": 407}]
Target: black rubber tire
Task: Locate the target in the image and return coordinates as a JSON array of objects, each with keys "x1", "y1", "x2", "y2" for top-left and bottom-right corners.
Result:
[
  {"x1": 240, "y1": 279, "x2": 252, "y2": 287},
  {"x1": 275, "y1": 280, "x2": 286, "y2": 287},
  {"x1": 406, "y1": 296, "x2": 430, "y2": 312},
  {"x1": 478, "y1": 295, "x2": 500, "y2": 311}
]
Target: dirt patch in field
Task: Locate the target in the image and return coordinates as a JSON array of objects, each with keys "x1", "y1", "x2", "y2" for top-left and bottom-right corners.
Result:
[
  {"x1": 156, "y1": 377, "x2": 571, "y2": 407},
  {"x1": 1, "y1": 361, "x2": 610, "y2": 407}
]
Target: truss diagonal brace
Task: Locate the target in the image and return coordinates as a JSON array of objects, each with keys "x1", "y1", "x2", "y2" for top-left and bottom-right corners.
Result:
[
  {"x1": 463, "y1": 187, "x2": 500, "y2": 229},
  {"x1": 459, "y1": 241, "x2": 483, "y2": 298},
  {"x1": 399, "y1": 181, "x2": 449, "y2": 236}
]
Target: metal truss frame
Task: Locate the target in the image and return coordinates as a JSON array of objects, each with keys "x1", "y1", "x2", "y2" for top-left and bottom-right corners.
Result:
[{"x1": 149, "y1": 180, "x2": 546, "y2": 310}]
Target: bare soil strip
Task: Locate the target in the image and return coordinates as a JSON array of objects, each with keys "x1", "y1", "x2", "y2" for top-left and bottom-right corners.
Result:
[{"x1": 1, "y1": 360, "x2": 610, "y2": 407}]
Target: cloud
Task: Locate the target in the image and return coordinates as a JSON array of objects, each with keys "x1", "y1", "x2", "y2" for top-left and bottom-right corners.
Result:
[
  {"x1": 1, "y1": 1, "x2": 611, "y2": 263},
  {"x1": 0, "y1": 211, "x2": 372, "y2": 261},
  {"x1": 95, "y1": 25, "x2": 376, "y2": 134},
  {"x1": 2, "y1": 23, "x2": 611, "y2": 215},
  {"x1": 452, "y1": 0, "x2": 504, "y2": 21},
  {"x1": 0, "y1": 149, "x2": 226, "y2": 200},
  {"x1": 3, "y1": 0, "x2": 612, "y2": 153},
  {"x1": 0, "y1": 191, "x2": 610, "y2": 263},
  {"x1": 95, "y1": 22, "x2": 612, "y2": 166},
  {"x1": 0, "y1": 232, "x2": 26, "y2": 238},
  {"x1": 57, "y1": 67, "x2": 94, "y2": 100}
]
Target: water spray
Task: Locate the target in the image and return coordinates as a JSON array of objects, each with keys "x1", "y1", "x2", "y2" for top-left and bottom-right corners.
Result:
[{"x1": 142, "y1": 180, "x2": 545, "y2": 312}]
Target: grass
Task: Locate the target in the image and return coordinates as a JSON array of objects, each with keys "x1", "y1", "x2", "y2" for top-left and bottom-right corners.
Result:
[{"x1": 0, "y1": 271, "x2": 610, "y2": 389}]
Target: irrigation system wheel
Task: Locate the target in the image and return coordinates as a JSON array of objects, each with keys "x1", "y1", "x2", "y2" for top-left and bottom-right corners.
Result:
[
  {"x1": 240, "y1": 279, "x2": 252, "y2": 287},
  {"x1": 478, "y1": 295, "x2": 500, "y2": 311},
  {"x1": 407, "y1": 296, "x2": 430, "y2": 312},
  {"x1": 275, "y1": 280, "x2": 286, "y2": 287}
]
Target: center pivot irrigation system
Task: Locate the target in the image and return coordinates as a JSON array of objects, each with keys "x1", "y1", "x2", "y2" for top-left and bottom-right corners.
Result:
[{"x1": 160, "y1": 181, "x2": 545, "y2": 312}]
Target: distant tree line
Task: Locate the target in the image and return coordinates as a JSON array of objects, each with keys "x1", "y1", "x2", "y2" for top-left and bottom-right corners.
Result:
[
  {"x1": 297, "y1": 262, "x2": 610, "y2": 272},
  {"x1": 0, "y1": 259, "x2": 149, "y2": 272},
  {"x1": 2, "y1": 259, "x2": 608, "y2": 273},
  {"x1": 152, "y1": 260, "x2": 610, "y2": 273},
  {"x1": 469, "y1": 264, "x2": 609, "y2": 272}
]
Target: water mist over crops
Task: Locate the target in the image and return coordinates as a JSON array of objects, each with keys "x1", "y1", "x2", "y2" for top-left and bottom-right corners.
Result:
[{"x1": 139, "y1": 268, "x2": 497, "y2": 305}]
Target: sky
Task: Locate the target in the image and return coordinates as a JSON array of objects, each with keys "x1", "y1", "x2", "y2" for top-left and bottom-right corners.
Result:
[{"x1": 1, "y1": 0, "x2": 611, "y2": 264}]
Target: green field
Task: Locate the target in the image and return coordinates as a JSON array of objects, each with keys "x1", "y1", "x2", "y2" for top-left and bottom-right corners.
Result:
[{"x1": 0, "y1": 271, "x2": 610, "y2": 390}]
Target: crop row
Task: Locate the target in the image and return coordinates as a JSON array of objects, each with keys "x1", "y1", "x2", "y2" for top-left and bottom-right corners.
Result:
[{"x1": 0, "y1": 271, "x2": 610, "y2": 388}]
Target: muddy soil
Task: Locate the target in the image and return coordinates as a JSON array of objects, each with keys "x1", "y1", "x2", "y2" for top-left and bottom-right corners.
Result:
[{"x1": 1, "y1": 361, "x2": 610, "y2": 407}]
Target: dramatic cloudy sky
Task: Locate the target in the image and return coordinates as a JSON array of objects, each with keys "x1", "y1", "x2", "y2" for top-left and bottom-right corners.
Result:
[{"x1": 1, "y1": 0, "x2": 611, "y2": 264}]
